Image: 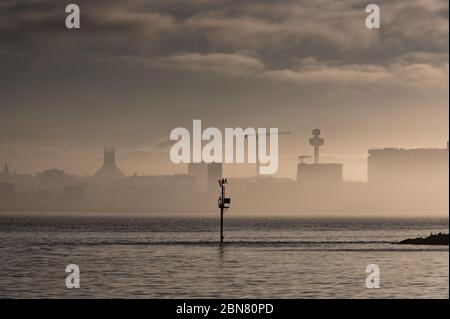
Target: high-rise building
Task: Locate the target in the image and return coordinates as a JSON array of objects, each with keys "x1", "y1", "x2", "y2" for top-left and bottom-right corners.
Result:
[
  {"x1": 188, "y1": 162, "x2": 223, "y2": 192},
  {"x1": 187, "y1": 163, "x2": 208, "y2": 192},
  {"x1": 207, "y1": 163, "x2": 223, "y2": 189},
  {"x1": 367, "y1": 143, "x2": 449, "y2": 211},
  {"x1": 368, "y1": 144, "x2": 449, "y2": 185}
]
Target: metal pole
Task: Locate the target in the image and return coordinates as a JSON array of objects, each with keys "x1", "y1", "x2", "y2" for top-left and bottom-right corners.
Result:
[{"x1": 220, "y1": 181, "x2": 224, "y2": 243}]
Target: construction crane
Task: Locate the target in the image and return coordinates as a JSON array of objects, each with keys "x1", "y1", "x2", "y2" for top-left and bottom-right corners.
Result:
[
  {"x1": 244, "y1": 131, "x2": 291, "y2": 178},
  {"x1": 298, "y1": 155, "x2": 312, "y2": 164}
]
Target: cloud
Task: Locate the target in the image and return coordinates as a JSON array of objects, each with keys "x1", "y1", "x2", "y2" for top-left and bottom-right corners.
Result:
[
  {"x1": 262, "y1": 61, "x2": 392, "y2": 86},
  {"x1": 261, "y1": 55, "x2": 448, "y2": 90},
  {"x1": 0, "y1": 0, "x2": 448, "y2": 90},
  {"x1": 151, "y1": 52, "x2": 265, "y2": 77},
  {"x1": 2, "y1": 0, "x2": 447, "y2": 61},
  {"x1": 123, "y1": 52, "x2": 448, "y2": 90}
]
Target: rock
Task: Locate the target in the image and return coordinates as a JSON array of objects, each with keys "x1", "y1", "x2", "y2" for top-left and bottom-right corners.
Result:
[{"x1": 397, "y1": 233, "x2": 449, "y2": 245}]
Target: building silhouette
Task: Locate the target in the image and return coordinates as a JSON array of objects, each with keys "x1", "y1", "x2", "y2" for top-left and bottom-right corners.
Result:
[
  {"x1": 297, "y1": 163, "x2": 343, "y2": 187},
  {"x1": 63, "y1": 184, "x2": 85, "y2": 202},
  {"x1": 309, "y1": 129, "x2": 324, "y2": 164},
  {"x1": 0, "y1": 162, "x2": 13, "y2": 182},
  {"x1": 368, "y1": 143, "x2": 449, "y2": 185},
  {"x1": 298, "y1": 129, "x2": 343, "y2": 187},
  {"x1": 91, "y1": 145, "x2": 126, "y2": 185},
  {"x1": 296, "y1": 129, "x2": 344, "y2": 209},
  {"x1": 188, "y1": 163, "x2": 208, "y2": 192},
  {"x1": 0, "y1": 182, "x2": 15, "y2": 198},
  {"x1": 207, "y1": 163, "x2": 223, "y2": 190},
  {"x1": 0, "y1": 136, "x2": 448, "y2": 215},
  {"x1": 37, "y1": 168, "x2": 77, "y2": 193},
  {"x1": 188, "y1": 162, "x2": 223, "y2": 192},
  {"x1": 3, "y1": 162, "x2": 9, "y2": 175}
]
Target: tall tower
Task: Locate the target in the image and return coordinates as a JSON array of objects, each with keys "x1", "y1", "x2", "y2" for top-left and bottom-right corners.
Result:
[
  {"x1": 309, "y1": 129, "x2": 324, "y2": 164},
  {"x1": 103, "y1": 145, "x2": 116, "y2": 167},
  {"x1": 92, "y1": 145, "x2": 126, "y2": 185}
]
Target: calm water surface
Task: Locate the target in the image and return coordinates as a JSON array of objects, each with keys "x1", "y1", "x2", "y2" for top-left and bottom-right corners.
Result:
[{"x1": 0, "y1": 215, "x2": 448, "y2": 298}]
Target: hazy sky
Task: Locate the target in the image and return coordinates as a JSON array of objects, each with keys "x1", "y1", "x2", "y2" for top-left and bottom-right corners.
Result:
[{"x1": 0, "y1": 0, "x2": 448, "y2": 180}]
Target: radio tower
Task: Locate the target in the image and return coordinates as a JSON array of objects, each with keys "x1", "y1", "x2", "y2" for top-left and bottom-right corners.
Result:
[{"x1": 309, "y1": 129, "x2": 324, "y2": 164}]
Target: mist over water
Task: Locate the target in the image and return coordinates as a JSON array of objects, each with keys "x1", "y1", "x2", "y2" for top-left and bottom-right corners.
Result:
[{"x1": 0, "y1": 215, "x2": 448, "y2": 298}]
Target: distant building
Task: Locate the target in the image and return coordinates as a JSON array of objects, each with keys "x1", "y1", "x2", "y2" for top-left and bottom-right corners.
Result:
[
  {"x1": 207, "y1": 163, "x2": 223, "y2": 189},
  {"x1": 3, "y1": 162, "x2": 9, "y2": 175},
  {"x1": 188, "y1": 162, "x2": 223, "y2": 192},
  {"x1": 188, "y1": 163, "x2": 208, "y2": 192},
  {"x1": 295, "y1": 129, "x2": 344, "y2": 210},
  {"x1": 297, "y1": 163, "x2": 343, "y2": 186},
  {"x1": 91, "y1": 146, "x2": 126, "y2": 185},
  {"x1": 0, "y1": 182, "x2": 15, "y2": 198},
  {"x1": 297, "y1": 129, "x2": 343, "y2": 187},
  {"x1": 0, "y1": 162, "x2": 12, "y2": 182},
  {"x1": 0, "y1": 163, "x2": 35, "y2": 191},
  {"x1": 37, "y1": 168, "x2": 75, "y2": 193},
  {"x1": 63, "y1": 184, "x2": 85, "y2": 202},
  {"x1": 368, "y1": 144, "x2": 449, "y2": 186},
  {"x1": 116, "y1": 174, "x2": 194, "y2": 188},
  {"x1": 309, "y1": 129, "x2": 324, "y2": 164},
  {"x1": 366, "y1": 143, "x2": 449, "y2": 211}
]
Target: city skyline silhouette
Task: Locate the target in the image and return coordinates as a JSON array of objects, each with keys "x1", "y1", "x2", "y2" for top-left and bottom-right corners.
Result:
[
  {"x1": 1, "y1": 0, "x2": 448, "y2": 182},
  {"x1": 1, "y1": 129, "x2": 448, "y2": 216}
]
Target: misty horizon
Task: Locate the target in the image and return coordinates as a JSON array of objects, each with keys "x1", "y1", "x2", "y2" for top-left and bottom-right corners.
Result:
[{"x1": 0, "y1": 137, "x2": 449, "y2": 182}]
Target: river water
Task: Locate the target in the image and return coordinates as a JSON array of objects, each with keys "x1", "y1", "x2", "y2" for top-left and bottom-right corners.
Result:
[{"x1": 0, "y1": 215, "x2": 448, "y2": 298}]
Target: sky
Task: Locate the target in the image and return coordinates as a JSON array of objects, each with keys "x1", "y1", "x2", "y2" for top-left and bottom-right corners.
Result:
[{"x1": 0, "y1": 0, "x2": 448, "y2": 180}]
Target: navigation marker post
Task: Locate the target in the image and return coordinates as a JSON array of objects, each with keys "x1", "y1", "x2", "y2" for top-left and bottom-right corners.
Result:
[{"x1": 218, "y1": 178, "x2": 231, "y2": 243}]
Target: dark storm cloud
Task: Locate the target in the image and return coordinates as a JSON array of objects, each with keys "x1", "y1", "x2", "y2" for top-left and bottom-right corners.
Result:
[
  {"x1": 0, "y1": 0, "x2": 447, "y2": 95},
  {"x1": 1, "y1": 0, "x2": 448, "y2": 83}
]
